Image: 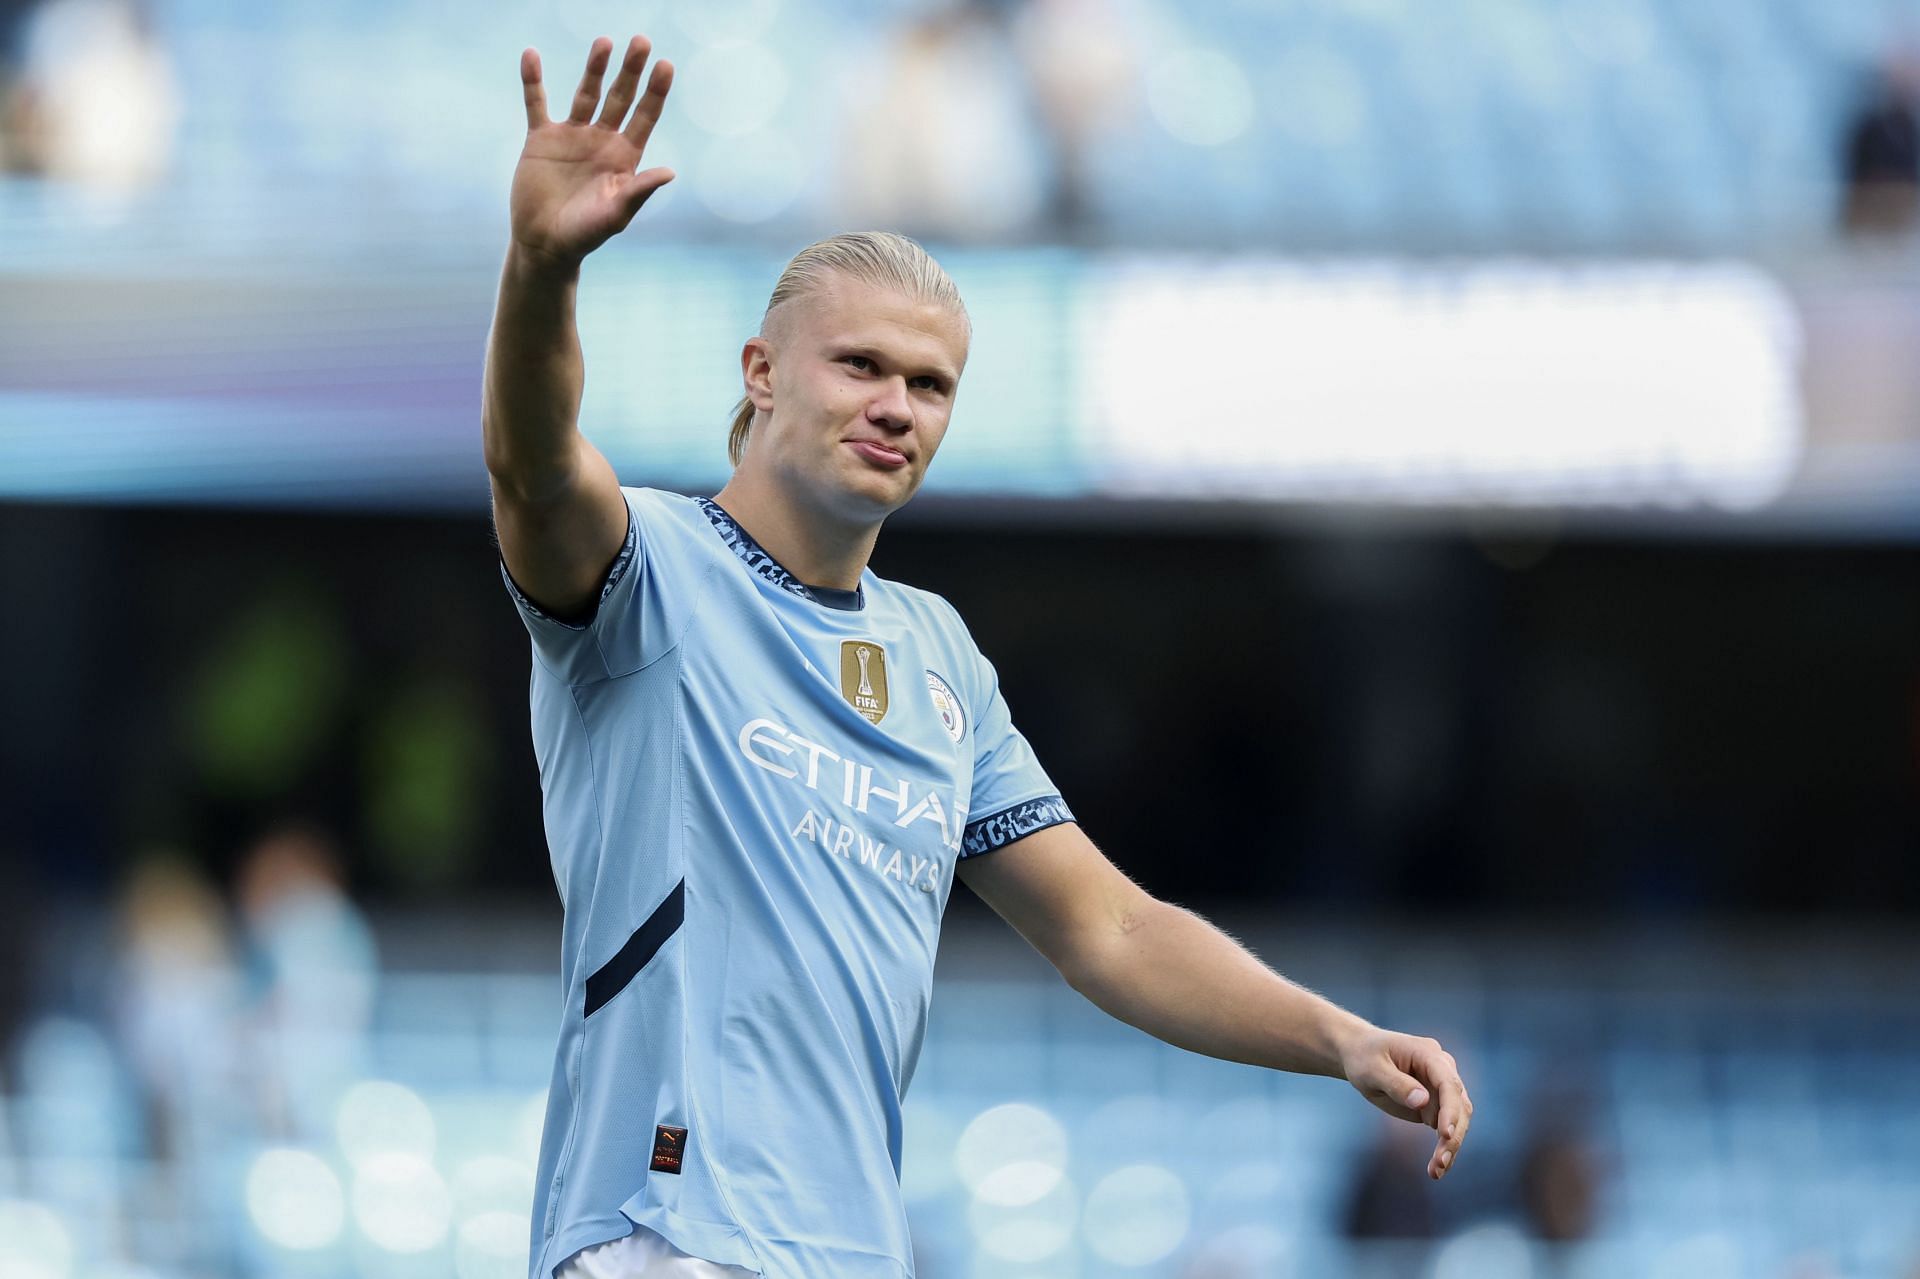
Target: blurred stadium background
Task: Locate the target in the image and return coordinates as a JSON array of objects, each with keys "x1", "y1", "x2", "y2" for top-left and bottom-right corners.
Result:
[{"x1": 4, "y1": 0, "x2": 1920, "y2": 1276}]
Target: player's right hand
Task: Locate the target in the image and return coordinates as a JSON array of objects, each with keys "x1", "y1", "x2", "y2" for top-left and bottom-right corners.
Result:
[{"x1": 510, "y1": 36, "x2": 675, "y2": 270}]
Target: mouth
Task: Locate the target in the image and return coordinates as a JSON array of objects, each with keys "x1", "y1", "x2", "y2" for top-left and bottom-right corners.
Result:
[{"x1": 847, "y1": 440, "x2": 910, "y2": 469}]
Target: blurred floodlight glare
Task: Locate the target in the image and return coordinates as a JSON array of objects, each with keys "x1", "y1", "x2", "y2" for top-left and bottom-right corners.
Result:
[
  {"x1": 335, "y1": 1079, "x2": 436, "y2": 1169},
  {"x1": 1428, "y1": 1223, "x2": 1535, "y2": 1279},
  {"x1": 244, "y1": 1149, "x2": 345, "y2": 1251},
  {"x1": 351, "y1": 1152, "x2": 454, "y2": 1253},
  {"x1": 455, "y1": 1210, "x2": 532, "y2": 1279},
  {"x1": 0, "y1": 1200, "x2": 73, "y2": 1279},
  {"x1": 1146, "y1": 47, "x2": 1255, "y2": 147},
  {"x1": 1081, "y1": 1164, "x2": 1190, "y2": 1266},
  {"x1": 966, "y1": 1174, "x2": 1078, "y2": 1264},
  {"x1": 1081, "y1": 261, "x2": 1803, "y2": 509},
  {"x1": 955, "y1": 1103, "x2": 1069, "y2": 1204}
]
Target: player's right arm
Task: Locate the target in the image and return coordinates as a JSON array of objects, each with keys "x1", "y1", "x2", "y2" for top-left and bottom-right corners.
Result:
[{"x1": 483, "y1": 36, "x2": 675, "y2": 620}]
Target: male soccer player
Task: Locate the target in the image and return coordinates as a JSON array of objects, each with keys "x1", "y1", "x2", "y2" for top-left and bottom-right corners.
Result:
[{"x1": 487, "y1": 34, "x2": 1474, "y2": 1279}]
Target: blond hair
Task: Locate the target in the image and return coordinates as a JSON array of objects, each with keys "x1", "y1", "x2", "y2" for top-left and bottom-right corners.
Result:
[{"x1": 727, "y1": 231, "x2": 968, "y2": 467}]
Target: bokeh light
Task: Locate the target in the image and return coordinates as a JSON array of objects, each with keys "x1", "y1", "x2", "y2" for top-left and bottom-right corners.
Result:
[
  {"x1": 0, "y1": 1200, "x2": 72, "y2": 1279},
  {"x1": 454, "y1": 1210, "x2": 531, "y2": 1279},
  {"x1": 335, "y1": 1078, "x2": 437, "y2": 1170},
  {"x1": 351, "y1": 1152, "x2": 454, "y2": 1253},
  {"x1": 954, "y1": 1103, "x2": 1069, "y2": 1205},
  {"x1": 679, "y1": 44, "x2": 789, "y2": 138},
  {"x1": 1081, "y1": 1164, "x2": 1190, "y2": 1266},
  {"x1": 966, "y1": 1173, "x2": 1077, "y2": 1264},
  {"x1": 694, "y1": 128, "x2": 808, "y2": 224},
  {"x1": 1146, "y1": 47, "x2": 1255, "y2": 147},
  {"x1": 244, "y1": 1148, "x2": 345, "y2": 1251}
]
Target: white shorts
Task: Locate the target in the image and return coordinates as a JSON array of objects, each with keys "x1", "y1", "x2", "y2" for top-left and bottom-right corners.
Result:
[{"x1": 557, "y1": 1224, "x2": 757, "y2": 1279}]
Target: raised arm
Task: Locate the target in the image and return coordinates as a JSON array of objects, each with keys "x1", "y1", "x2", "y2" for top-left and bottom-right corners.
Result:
[{"x1": 484, "y1": 35, "x2": 675, "y2": 619}]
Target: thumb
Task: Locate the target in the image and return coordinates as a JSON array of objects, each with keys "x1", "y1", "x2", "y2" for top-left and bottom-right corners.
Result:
[
  {"x1": 1386, "y1": 1073, "x2": 1428, "y2": 1111},
  {"x1": 1360, "y1": 1063, "x2": 1429, "y2": 1118},
  {"x1": 621, "y1": 166, "x2": 675, "y2": 213}
]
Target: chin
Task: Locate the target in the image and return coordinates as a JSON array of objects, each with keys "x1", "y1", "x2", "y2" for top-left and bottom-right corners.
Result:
[
  {"x1": 825, "y1": 464, "x2": 917, "y2": 518},
  {"x1": 844, "y1": 479, "x2": 916, "y2": 523}
]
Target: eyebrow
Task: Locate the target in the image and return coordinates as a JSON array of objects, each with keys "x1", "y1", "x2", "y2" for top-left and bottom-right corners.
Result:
[{"x1": 833, "y1": 343, "x2": 959, "y2": 388}]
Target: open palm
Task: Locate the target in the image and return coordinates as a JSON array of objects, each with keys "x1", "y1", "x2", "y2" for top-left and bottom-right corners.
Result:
[{"x1": 510, "y1": 35, "x2": 676, "y2": 269}]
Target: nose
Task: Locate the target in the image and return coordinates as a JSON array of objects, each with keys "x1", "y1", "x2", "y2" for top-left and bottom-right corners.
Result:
[{"x1": 866, "y1": 376, "x2": 913, "y2": 433}]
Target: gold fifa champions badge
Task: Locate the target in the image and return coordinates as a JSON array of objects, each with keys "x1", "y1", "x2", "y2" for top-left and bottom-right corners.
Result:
[{"x1": 840, "y1": 640, "x2": 889, "y2": 724}]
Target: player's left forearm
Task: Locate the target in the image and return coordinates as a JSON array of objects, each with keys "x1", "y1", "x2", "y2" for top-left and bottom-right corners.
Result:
[{"x1": 1061, "y1": 899, "x2": 1373, "y2": 1077}]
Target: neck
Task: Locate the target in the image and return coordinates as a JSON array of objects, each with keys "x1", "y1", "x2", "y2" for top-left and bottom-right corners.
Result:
[{"x1": 710, "y1": 470, "x2": 882, "y2": 592}]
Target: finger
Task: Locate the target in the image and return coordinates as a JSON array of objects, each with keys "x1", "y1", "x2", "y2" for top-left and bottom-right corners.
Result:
[
  {"x1": 622, "y1": 58, "x2": 674, "y2": 150},
  {"x1": 1439, "y1": 1085, "x2": 1473, "y2": 1154},
  {"x1": 1426, "y1": 1062, "x2": 1467, "y2": 1142},
  {"x1": 595, "y1": 35, "x2": 652, "y2": 130},
  {"x1": 568, "y1": 36, "x2": 614, "y2": 125},
  {"x1": 1429, "y1": 1084, "x2": 1472, "y2": 1179},
  {"x1": 521, "y1": 48, "x2": 548, "y2": 129}
]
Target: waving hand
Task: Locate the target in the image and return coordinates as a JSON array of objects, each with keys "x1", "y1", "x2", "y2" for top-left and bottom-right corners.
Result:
[{"x1": 510, "y1": 35, "x2": 676, "y2": 270}]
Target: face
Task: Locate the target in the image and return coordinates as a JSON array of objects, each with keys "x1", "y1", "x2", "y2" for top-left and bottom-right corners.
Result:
[{"x1": 739, "y1": 274, "x2": 969, "y2": 523}]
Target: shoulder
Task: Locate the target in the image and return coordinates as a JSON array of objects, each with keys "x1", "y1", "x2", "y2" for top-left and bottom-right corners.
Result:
[
  {"x1": 872, "y1": 572, "x2": 976, "y2": 646},
  {"x1": 619, "y1": 485, "x2": 723, "y2": 548},
  {"x1": 621, "y1": 484, "x2": 699, "y2": 520}
]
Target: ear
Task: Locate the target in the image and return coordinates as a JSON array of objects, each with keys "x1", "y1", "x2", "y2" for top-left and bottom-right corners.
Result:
[{"x1": 741, "y1": 337, "x2": 776, "y2": 414}]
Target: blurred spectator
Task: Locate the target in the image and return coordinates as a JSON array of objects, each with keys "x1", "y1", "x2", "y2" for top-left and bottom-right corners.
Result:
[
  {"x1": 1510, "y1": 1075, "x2": 1604, "y2": 1252},
  {"x1": 2, "y1": 0, "x2": 178, "y2": 189},
  {"x1": 0, "y1": 0, "x2": 35, "y2": 167},
  {"x1": 1840, "y1": 51, "x2": 1920, "y2": 236},
  {"x1": 1011, "y1": 0, "x2": 1141, "y2": 237},
  {"x1": 837, "y1": 0, "x2": 1047, "y2": 240},
  {"x1": 1341, "y1": 1116, "x2": 1440, "y2": 1241},
  {"x1": 111, "y1": 851, "x2": 241, "y2": 1163},
  {"x1": 1516, "y1": 1122, "x2": 1598, "y2": 1243},
  {"x1": 0, "y1": 847, "x2": 35, "y2": 1092},
  {"x1": 233, "y1": 823, "x2": 377, "y2": 1142}
]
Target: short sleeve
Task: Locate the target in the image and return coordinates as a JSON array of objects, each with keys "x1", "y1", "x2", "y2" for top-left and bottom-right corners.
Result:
[
  {"x1": 959, "y1": 648, "x2": 1075, "y2": 860},
  {"x1": 498, "y1": 487, "x2": 685, "y2": 685}
]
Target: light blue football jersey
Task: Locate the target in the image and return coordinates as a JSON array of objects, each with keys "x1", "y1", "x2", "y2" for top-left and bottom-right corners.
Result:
[{"x1": 500, "y1": 486, "x2": 1074, "y2": 1279}]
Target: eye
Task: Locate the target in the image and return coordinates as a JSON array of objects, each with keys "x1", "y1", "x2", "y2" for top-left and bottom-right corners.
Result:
[
  {"x1": 910, "y1": 376, "x2": 943, "y2": 392},
  {"x1": 843, "y1": 355, "x2": 874, "y2": 372}
]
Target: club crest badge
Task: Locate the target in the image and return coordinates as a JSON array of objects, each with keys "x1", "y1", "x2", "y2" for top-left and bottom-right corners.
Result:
[
  {"x1": 840, "y1": 640, "x2": 889, "y2": 724},
  {"x1": 925, "y1": 669, "x2": 966, "y2": 743}
]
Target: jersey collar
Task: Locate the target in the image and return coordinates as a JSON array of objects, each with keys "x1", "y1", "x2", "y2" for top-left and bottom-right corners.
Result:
[{"x1": 696, "y1": 497, "x2": 866, "y2": 612}]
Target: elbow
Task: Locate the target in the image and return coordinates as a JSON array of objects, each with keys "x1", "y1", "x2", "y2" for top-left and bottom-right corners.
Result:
[
  {"x1": 484, "y1": 428, "x2": 580, "y2": 507},
  {"x1": 1057, "y1": 894, "x2": 1164, "y2": 999}
]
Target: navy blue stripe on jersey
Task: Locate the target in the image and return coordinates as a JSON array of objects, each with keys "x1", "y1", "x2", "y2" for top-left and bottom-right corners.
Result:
[
  {"x1": 961, "y1": 795, "x2": 1075, "y2": 859},
  {"x1": 697, "y1": 496, "x2": 865, "y2": 612},
  {"x1": 585, "y1": 879, "x2": 685, "y2": 1018},
  {"x1": 499, "y1": 506, "x2": 638, "y2": 630}
]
